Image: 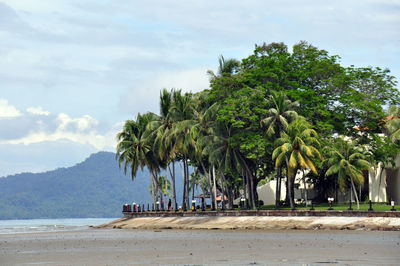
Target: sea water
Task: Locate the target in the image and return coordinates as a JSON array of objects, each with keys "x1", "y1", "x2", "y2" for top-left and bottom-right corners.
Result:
[{"x1": 0, "y1": 218, "x2": 117, "y2": 234}]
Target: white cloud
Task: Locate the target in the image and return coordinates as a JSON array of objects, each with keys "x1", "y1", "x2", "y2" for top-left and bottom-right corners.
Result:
[
  {"x1": 0, "y1": 99, "x2": 118, "y2": 151},
  {"x1": 0, "y1": 98, "x2": 22, "y2": 118},
  {"x1": 27, "y1": 106, "x2": 50, "y2": 116},
  {"x1": 56, "y1": 113, "x2": 98, "y2": 132},
  {"x1": 5, "y1": 114, "x2": 102, "y2": 149}
]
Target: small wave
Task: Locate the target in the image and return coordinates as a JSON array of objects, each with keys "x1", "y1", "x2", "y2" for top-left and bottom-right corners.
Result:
[{"x1": 0, "y1": 218, "x2": 116, "y2": 234}]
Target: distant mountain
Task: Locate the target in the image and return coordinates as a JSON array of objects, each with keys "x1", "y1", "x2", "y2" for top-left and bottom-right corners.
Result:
[{"x1": 0, "y1": 152, "x2": 183, "y2": 220}]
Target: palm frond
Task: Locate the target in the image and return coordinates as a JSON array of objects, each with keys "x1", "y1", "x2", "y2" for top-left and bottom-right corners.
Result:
[{"x1": 326, "y1": 163, "x2": 340, "y2": 176}]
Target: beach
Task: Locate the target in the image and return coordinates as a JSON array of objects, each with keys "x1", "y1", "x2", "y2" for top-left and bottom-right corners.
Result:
[
  {"x1": 1, "y1": 228, "x2": 399, "y2": 265},
  {"x1": 100, "y1": 215, "x2": 400, "y2": 231}
]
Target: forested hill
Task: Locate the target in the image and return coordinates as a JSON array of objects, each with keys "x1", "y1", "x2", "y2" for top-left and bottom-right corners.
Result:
[{"x1": 0, "y1": 151, "x2": 175, "y2": 219}]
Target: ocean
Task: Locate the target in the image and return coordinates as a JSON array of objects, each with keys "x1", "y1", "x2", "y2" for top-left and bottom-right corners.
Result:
[{"x1": 0, "y1": 218, "x2": 117, "y2": 234}]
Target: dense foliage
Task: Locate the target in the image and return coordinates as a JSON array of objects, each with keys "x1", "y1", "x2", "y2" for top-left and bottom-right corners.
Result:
[{"x1": 117, "y1": 41, "x2": 399, "y2": 210}]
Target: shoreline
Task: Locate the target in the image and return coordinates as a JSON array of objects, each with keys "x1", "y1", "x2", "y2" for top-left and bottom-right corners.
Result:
[{"x1": 97, "y1": 215, "x2": 400, "y2": 231}]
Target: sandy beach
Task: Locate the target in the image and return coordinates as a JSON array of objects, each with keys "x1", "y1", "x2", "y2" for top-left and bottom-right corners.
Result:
[
  {"x1": 1, "y1": 228, "x2": 399, "y2": 265},
  {"x1": 100, "y1": 216, "x2": 400, "y2": 231}
]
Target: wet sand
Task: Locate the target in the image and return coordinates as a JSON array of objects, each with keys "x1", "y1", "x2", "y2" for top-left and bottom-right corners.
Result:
[{"x1": 1, "y1": 228, "x2": 399, "y2": 265}]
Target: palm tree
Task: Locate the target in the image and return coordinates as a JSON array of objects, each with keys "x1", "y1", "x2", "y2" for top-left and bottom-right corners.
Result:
[
  {"x1": 191, "y1": 102, "x2": 219, "y2": 210},
  {"x1": 324, "y1": 137, "x2": 371, "y2": 210},
  {"x1": 262, "y1": 91, "x2": 298, "y2": 208},
  {"x1": 169, "y1": 90, "x2": 195, "y2": 210},
  {"x1": 149, "y1": 88, "x2": 178, "y2": 209},
  {"x1": 116, "y1": 112, "x2": 161, "y2": 207},
  {"x1": 147, "y1": 175, "x2": 171, "y2": 209},
  {"x1": 272, "y1": 118, "x2": 322, "y2": 209},
  {"x1": 157, "y1": 175, "x2": 171, "y2": 208},
  {"x1": 262, "y1": 91, "x2": 298, "y2": 137},
  {"x1": 207, "y1": 55, "x2": 240, "y2": 81}
]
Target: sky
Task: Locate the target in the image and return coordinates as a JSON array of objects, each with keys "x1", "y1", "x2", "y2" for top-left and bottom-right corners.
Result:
[{"x1": 0, "y1": 0, "x2": 399, "y2": 177}]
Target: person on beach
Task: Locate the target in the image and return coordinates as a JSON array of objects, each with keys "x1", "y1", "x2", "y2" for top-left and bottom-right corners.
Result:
[{"x1": 168, "y1": 199, "x2": 172, "y2": 211}]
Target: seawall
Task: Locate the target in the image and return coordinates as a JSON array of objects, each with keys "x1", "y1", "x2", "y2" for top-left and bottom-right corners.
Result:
[{"x1": 97, "y1": 210, "x2": 400, "y2": 231}]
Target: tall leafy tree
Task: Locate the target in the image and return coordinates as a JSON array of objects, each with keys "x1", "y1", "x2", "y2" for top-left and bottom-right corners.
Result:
[
  {"x1": 386, "y1": 106, "x2": 400, "y2": 144},
  {"x1": 239, "y1": 41, "x2": 400, "y2": 136},
  {"x1": 212, "y1": 85, "x2": 271, "y2": 206}
]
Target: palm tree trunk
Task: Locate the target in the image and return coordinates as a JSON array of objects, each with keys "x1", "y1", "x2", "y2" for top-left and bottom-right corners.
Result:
[
  {"x1": 302, "y1": 169, "x2": 308, "y2": 207},
  {"x1": 248, "y1": 169, "x2": 256, "y2": 209},
  {"x1": 159, "y1": 188, "x2": 164, "y2": 210},
  {"x1": 285, "y1": 158, "x2": 295, "y2": 210},
  {"x1": 275, "y1": 168, "x2": 280, "y2": 208},
  {"x1": 200, "y1": 161, "x2": 214, "y2": 210},
  {"x1": 242, "y1": 170, "x2": 247, "y2": 208},
  {"x1": 220, "y1": 172, "x2": 230, "y2": 209},
  {"x1": 227, "y1": 184, "x2": 233, "y2": 209},
  {"x1": 285, "y1": 177, "x2": 289, "y2": 205},
  {"x1": 150, "y1": 171, "x2": 155, "y2": 207},
  {"x1": 252, "y1": 175, "x2": 259, "y2": 207},
  {"x1": 288, "y1": 175, "x2": 295, "y2": 210},
  {"x1": 278, "y1": 170, "x2": 282, "y2": 203},
  {"x1": 150, "y1": 169, "x2": 161, "y2": 209},
  {"x1": 168, "y1": 162, "x2": 177, "y2": 209},
  {"x1": 244, "y1": 170, "x2": 255, "y2": 209},
  {"x1": 349, "y1": 185, "x2": 352, "y2": 204},
  {"x1": 185, "y1": 158, "x2": 190, "y2": 209},
  {"x1": 240, "y1": 157, "x2": 256, "y2": 209},
  {"x1": 151, "y1": 177, "x2": 156, "y2": 208},
  {"x1": 208, "y1": 168, "x2": 215, "y2": 210},
  {"x1": 376, "y1": 162, "x2": 384, "y2": 203},
  {"x1": 192, "y1": 177, "x2": 195, "y2": 200},
  {"x1": 291, "y1": 175, "x2": 295, "y2": 207},
  {"x1": 212, "y1": 165, "x2": 217, "y2": 209},
  {"x1": 180, "y1": 161, "x2": 186, "y2": 209},
  {"x1": 350, "y1": 177, "x2": 360, "y2": 210},
  {"x1": 221, "y1": 172, "x2": 232, "y2": 209},
  {"x1": 220, "y1": 173, "x2": 225, "y2": 209},
  {"x1": 165, "y1": 169, "x2": 168, "y2": 205},
  {"x1": 246, "y1": 173, "x2": 251, "y2": 208}
]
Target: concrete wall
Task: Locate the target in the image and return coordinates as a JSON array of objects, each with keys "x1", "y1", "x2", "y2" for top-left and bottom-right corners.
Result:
[
  {"x1": 386, "y1": 155, "x2": 400, "y2": 202},
  {"x1": 257, "y1": 171, "x2": 317, "y2": 205},
  {"x1": 369, "y1": 163, "x2": 387, "y2": 202},
  {"x1": 257, "y1": 179, "x2": 286, "y2": 205}
]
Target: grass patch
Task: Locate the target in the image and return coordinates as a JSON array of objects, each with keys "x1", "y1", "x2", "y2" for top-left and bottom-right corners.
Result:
[{"x1": 260, "y1": 202, "x2": 399, "y2": 211}]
